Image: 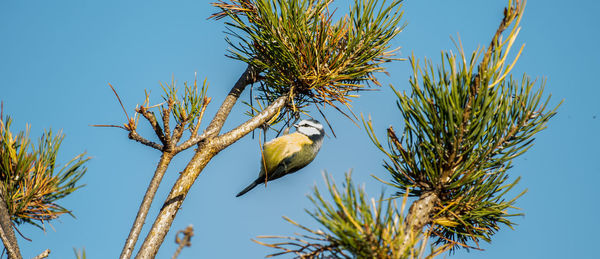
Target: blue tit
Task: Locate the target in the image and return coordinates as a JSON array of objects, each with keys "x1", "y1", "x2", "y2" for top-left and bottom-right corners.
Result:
[{"x1": 236, "y1": 119, "x2": 325, "y2": 197}]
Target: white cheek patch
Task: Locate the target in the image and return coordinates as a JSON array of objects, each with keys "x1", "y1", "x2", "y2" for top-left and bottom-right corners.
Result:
[
  {"x1": 302, "y1": 120, "x2": 323, "y2": 131},
  {"x1": 298, "y1": 126, "x2": 321, "y2": 136}
]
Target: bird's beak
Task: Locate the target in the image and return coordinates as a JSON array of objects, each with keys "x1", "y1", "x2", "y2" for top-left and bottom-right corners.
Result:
[{"x1": 293, "y1": 123, "x2": 299, "y2": 129}]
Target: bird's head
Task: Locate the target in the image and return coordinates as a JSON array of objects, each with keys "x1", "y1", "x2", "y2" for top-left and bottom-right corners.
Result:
[{"x1": 294, "y1": 119, "x2": 324, "y2": 140}]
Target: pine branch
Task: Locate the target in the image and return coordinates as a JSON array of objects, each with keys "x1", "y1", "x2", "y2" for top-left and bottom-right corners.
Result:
[
  {"x1": 212, "y1": 0, "x2": 404, "y2": 125},
  {"x1": 128, "y1": 131, "x2": 164, "y2": 151},
  {"x1": 135, "y1": 93, "x2": 287, "y2": 258},
  {"x1": 258, "y1": 172, "x2": 438, "y2": 258},
  {"x1": 369, "y1": 0, "x2": 560, "y2": 252},
  {"x1": 138, "y1": 106, "x2": 167, "y2": 146},
  {"x1": 0, "y1": 113, "x2": 88, "y2": 258},
  {"x1": 118, "y1": 78, "x2": 210, "y2": 259}
]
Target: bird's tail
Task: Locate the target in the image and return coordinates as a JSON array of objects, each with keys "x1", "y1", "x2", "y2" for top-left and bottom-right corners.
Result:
[{"x1": 236, "y1": 180, "x2": 260, "y2": 197}]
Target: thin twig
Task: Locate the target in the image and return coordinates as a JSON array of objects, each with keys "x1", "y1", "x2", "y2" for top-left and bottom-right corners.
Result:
[
  {"x1": 315, "y1": 103, "x2": 336, "y2": 138},
  {"x1": 108, "y1": 83, "x2": 131, "y2": 122},
  {"x1": 161, "y1": 100, "x2": 174, "y2": 145},
  {"x1": 32, "y1": 249, "x2": 50, "y2": 259},
  {"x1": 174, "y1": 66, "x2": 254, "y2": 153},
  {"x1": 128, "y1": 131, "x2": 164, "y2": 151},
  {"x1": 213, "y1": 96, "x2": 287, "y2": 149},
  {"x1": 171, "y1": 225, "x2": 194, "y2": 259},
  {"x1": 138, "y1": 106, "x2": 166, "y2": 144},
  {"x1": 171, "y1": 123, "x2": 187, "y2": 148},
  {"x1": 12, "y1": 226, "x2": 31, "y2": 242},
  {"x1": 90, "y1": 124, "x2": 127, "y2": 130},
  {"x1": 190, "y1": 97, "x2": 211, "y2": 138}
]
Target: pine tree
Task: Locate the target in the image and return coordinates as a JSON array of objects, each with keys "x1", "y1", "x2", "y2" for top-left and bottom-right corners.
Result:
[{"x1": 258, "y1": 0, "x2": 560, "y2": 258}]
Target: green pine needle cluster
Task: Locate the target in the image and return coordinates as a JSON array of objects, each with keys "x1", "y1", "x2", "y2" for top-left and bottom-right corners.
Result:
[
  {"x1": 212, "y1": 0, "x2": 404, "y2": 122},
  {"x1": 367, "y1": 1, "x2": 560, "y2": 251},
  {"x1": 161, "y1": 77, "x2": 210, "y2": 131},
  {"x1": 74, "y1": 247, "x2": 87, "y2": 259},
  {"x1": 0, "y1": 116, "x2": 88, "y2": 228},
  {"x1": 257, "y1": 173, "x2": 430, "y2": 259}
]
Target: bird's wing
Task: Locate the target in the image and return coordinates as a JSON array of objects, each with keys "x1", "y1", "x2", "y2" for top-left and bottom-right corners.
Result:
[{"x1": 261, "y1": 132, "x2": 312, "y2": 176}]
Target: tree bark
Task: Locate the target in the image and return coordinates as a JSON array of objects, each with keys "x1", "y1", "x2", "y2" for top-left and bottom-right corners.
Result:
[
  {"x1": 400, "y1": 191, "x2": 439, "y2": 252},
  {"x1": 406, "y1": 192, "x2": 439, "y2": 232},
  {"x1": 120, "y1": 152, "x2": 174, "y2": 259},
  {"x1": 204, "y1": 65, "x2": 257, "y2": 137},
  {"x1": 0, "y1": 187, "x2": 22, "y2": 259}
]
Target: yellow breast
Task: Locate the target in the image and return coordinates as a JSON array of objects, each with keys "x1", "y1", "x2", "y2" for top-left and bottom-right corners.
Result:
[{"x1": 261, "y1": 132, "x2": 313, "y2": 174}]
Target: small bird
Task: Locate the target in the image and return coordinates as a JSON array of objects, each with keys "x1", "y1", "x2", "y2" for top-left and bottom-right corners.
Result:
[{"x1": 236, "y1": 119, "x2": 325, "y2": 197}]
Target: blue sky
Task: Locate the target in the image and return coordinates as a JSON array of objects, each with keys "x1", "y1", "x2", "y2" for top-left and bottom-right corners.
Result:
[{"x1": 1, "y1": 0, "x2": 598, "y2": 258}]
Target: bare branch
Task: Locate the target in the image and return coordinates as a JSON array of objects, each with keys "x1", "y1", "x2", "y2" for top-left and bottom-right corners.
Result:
[
  {"x1": 174, "y1": 132, "x2": 208, "y2": 153},
  {"x1": 204, "y1": 65, "x2": 258, "y2": 137},
  {"x1": 120, "y1": 152, "x2": 175, "y2": 259},
  {"x1": 109, "y1": 83, "x2": 131, "y2": 122},
  {"x1": 171, "y1": 123, "x2": 186, "y2": 147},
  {"x1": 135, "y1": 91, "x2": 288, "y2": 258},
  {"x1": 32, "y1": 249, "x2": 50, "y2": 259},
  {"x1": 11, "y1": 226, "x2": 30, "y2": 243},
  {"x1": 138, "y1": 106, "x2": 166, "y2": 144},
  {"x1": 128, "y1": 131, "x2": 164, "y2": 151},
  {"x1": 213, "y1": 95, "x2": 287, "y2": 150},
  {"x1": 135, "y1": 142, "x2": 215, "y2": 259},
  {"x1": 171, "y1": 225, "x2": 194, "y2": 259},
  {"x1": 161, "y1": 100, "x2": 174, "y2": 145},
  {"x1": 90, "y1": 124, "x2": 128, "y2": 130},
  {"x1": 191, "y1": 97, "x2": 211, "y2": 137}
]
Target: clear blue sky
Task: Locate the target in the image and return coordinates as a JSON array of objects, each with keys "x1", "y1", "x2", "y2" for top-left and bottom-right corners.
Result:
[{"x1": 1, "y1": 0, "x2": 598, "y2": 258}]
